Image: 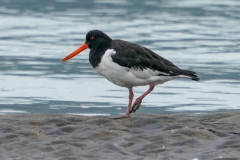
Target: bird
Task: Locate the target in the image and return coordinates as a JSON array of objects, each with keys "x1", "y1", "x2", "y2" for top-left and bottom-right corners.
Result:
[{"x1": 62, "y1": 30, "x2": 199, "y2": 119}]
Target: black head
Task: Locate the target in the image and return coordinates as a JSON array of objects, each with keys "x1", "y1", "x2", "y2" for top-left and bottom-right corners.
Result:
[
  {"x1": 61, "y1": 30, "x2": 112, "y2": 62},
  {"x1": 85, "y1": 30, "x2": 112, "y2": 49}
]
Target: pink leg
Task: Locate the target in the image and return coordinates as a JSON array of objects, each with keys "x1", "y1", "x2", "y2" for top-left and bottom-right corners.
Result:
[
  {"x1": 114, "y1": 88, "x2": 134, "y2": 119},
  {"x1": 130, "y1": 83, "x2": 155, "y2": 113}
]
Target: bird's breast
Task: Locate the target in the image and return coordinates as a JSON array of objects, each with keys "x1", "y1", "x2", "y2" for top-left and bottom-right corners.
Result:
[{"x1": 95, "y1": 49, "x2": 130, "y2": 87}]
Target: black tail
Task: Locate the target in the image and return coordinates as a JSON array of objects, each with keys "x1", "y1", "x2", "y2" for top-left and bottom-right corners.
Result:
[
  {"x1": 159, "y1": 65, "x2": 200, "y2": 81},
  {"x1": 181, "y1": 69, "x2": 200, "y2": 81}
]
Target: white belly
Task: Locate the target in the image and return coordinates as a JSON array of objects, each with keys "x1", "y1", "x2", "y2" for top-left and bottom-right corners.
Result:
[{"x1": 95, "y1": 49, "x2": 175, "y2": 88}]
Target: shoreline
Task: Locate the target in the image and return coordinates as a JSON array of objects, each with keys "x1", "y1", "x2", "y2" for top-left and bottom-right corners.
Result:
[{"x1": 0, "y1": 111, "x2": 240, "y2": 159}]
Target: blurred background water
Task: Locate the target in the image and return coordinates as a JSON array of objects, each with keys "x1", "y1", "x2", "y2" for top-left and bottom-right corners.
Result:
[{"x1": 0, "y1": 0, "x2": 239, "y2": 116}]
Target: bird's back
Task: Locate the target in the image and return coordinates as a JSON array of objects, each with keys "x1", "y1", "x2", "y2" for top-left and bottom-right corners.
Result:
[{"x1": 110, "y1": 40, "x2": 199, "y2": 81}]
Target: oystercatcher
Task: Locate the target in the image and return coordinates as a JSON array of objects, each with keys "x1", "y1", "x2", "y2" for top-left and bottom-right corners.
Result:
[{"x1": 62, "y1": 30, "x2": 199, "y2": 119}]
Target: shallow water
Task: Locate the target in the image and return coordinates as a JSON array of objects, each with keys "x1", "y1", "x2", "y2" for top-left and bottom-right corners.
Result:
[{"x1": 0, "y1": 0, "x2": 240, "y2": 116}]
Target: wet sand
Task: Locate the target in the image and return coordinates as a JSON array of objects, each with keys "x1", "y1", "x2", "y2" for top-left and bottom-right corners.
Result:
[{"x1": 0, "y1": 111, "x2": 240, "y2": 160}]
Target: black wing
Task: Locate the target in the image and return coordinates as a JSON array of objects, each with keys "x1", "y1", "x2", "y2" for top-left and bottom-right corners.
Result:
[
  {"x1": 110, "y1": 40, "x2": 171, "y2": 74},
  {"x1": 110, "y1": 40, "x2": 199, "y2": 81}
]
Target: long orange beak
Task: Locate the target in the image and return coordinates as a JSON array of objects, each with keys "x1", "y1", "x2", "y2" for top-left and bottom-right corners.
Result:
[{"x1": 61, "y1": 43, "x2": 88, "y2": 62}]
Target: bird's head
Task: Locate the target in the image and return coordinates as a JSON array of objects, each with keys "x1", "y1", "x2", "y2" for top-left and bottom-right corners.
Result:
[{"x1": 62, "y1": 30, "x2": 112, "y2": 62}]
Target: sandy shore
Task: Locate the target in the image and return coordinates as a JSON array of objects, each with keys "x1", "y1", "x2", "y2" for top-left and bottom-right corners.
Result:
[{"x1": 0, "y1": 111, "x2": 240, "y2": 160}]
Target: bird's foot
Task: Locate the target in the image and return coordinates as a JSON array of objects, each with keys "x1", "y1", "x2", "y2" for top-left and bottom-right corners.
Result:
[
  {"x1": 113, "y1": 113, "x2": 130, "y2": 119},
  {"x1": 130, "y1": 98, "x2": 142, "y2": 113}
]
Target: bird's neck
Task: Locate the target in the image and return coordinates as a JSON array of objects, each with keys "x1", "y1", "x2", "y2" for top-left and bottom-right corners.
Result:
[{"x1": 89, "y1": 43, "x2": 110, "y2": 68}]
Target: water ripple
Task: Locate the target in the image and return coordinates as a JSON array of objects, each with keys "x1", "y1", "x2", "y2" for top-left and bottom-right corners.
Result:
[{"x1": 0, "y1": 0, "x2": 240, "y2": 115}]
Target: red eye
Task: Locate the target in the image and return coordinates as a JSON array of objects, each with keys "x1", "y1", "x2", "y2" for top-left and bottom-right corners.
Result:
[{"x1": 90, "y1": 36, "x2": 94, "y2": 40}]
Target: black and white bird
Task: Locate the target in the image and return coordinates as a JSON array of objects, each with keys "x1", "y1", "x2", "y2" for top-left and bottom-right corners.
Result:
[{"x1": 62, "y1": 30, "x2": 199, "y2": 119}]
